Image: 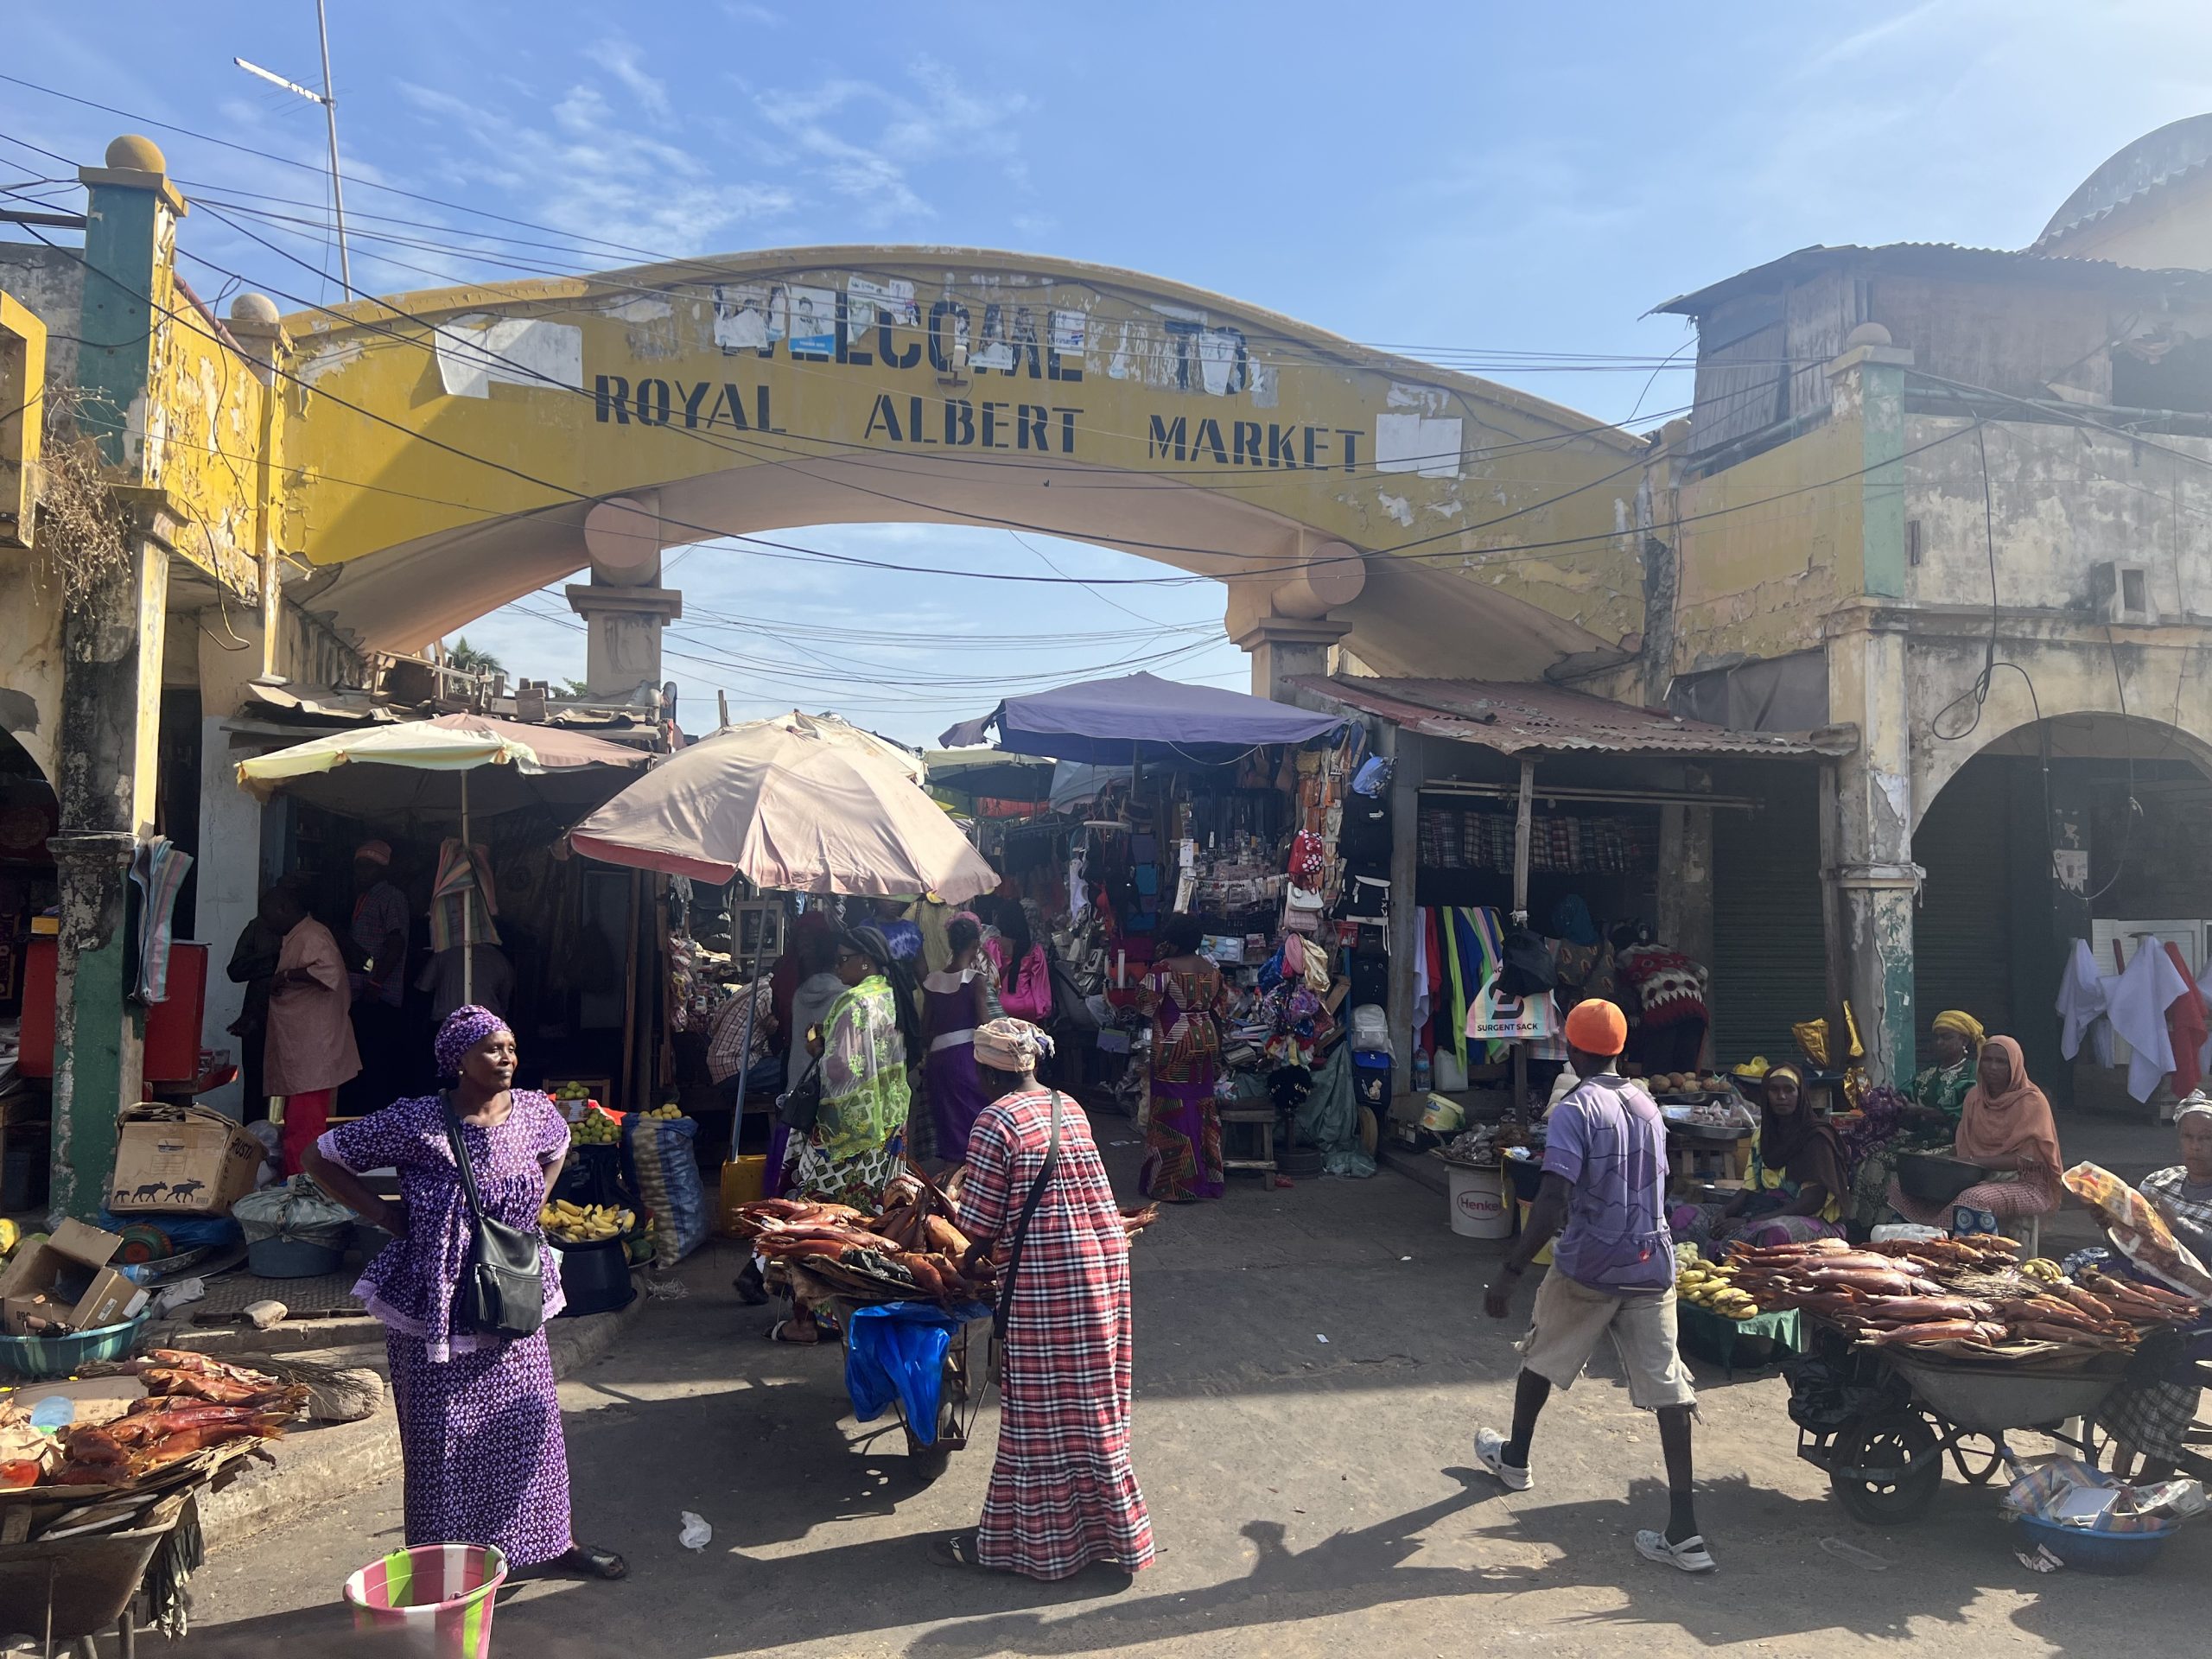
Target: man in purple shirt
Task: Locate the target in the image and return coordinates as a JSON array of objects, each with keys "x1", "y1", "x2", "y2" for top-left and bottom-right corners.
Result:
[{"x1": 1477, "y1": 998, "x2": 1714, "y2": 1573}]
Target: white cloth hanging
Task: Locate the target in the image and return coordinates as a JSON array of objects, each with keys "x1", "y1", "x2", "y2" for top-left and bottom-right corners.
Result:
[
  {"x1": 2056, "y1": 938, "x2": 2110, "y2": 1063},
  {"x1": 2196, "y1": 957, "x2": 2212, "y2": 1078},
  {"x1": 2106, "y1": 939, "x2": 2190, "y2": 1103},
  {"x1": 1412, "y1": 923, "x2": 1432, "y2": 1035}
]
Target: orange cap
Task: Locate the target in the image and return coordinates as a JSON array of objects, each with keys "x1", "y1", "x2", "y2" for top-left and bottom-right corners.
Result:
[{"x1": 1563, "y1": 998, "x2": 1628, "y2": 1057}]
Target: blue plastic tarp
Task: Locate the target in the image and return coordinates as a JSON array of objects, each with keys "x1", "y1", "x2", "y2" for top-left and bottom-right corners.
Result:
[
  {"x1": 939, "y1": 672, "x2": 1346, "y2": 765},
  {"x1": 842, "y1": 1301, "x2": 992, "y2": 1445}
]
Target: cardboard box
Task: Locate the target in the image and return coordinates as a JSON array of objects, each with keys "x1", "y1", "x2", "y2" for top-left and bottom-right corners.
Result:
[
  {"x1": 108, "y1": 1103, "x2": 264, "y2": 1216},
  {"x1": 0, "y1": 1217, "x2": 143, "y2": 1332}
]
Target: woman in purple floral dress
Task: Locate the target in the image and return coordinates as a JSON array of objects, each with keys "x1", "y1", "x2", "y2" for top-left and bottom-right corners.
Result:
[{"x1": 303, "y1": 1006, "x2": 624, "y2": 1580}]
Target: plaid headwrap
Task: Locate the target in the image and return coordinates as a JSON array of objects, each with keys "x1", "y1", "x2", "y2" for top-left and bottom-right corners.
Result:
[
  {"x1": 976, "y1": 1016, "x2": 1054, "y2": 1072},
  {"x1": 435, "y1": 1005, "x2": 511, "y2": 1078}
]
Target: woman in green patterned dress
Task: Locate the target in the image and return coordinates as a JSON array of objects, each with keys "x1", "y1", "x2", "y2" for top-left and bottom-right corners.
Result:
[
  {"x1": 1846, "y1": 1008, "x2": 1982, "y2": 1230},
  {"x1": 773, "y1": 925, "x2": 918, "y2": 1342}
]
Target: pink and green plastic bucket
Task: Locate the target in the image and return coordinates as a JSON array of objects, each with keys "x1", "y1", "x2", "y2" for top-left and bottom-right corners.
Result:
[{"x1": 343, "y1": 1543, "x2": 507, "y2": 1657}]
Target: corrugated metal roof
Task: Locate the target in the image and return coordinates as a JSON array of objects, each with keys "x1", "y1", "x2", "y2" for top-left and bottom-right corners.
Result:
[
  {"x1": 1290, "y1": 675, "x2": 1830, "y2": 759},
  {"x1": 1651, "y1": 242, "x2": 2212, "y2": 318}
]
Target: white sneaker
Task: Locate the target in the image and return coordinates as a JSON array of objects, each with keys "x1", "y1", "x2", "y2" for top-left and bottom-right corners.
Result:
[
  {"x1": 1474, "y1": 1427, "x2": 1531, "y2": 1491},
  {"x1": 1636, "y1": 1529, "x2": 1717, "y2": 1573}
]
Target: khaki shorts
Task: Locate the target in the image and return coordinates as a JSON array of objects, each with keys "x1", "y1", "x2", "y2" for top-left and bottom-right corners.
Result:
[{"x1": 1517, "y1": 1268, "x2": 1697, "y2": 1411}]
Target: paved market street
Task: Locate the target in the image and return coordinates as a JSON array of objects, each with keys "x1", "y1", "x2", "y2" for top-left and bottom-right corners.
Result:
[{"x1": 169, "y1": 1138, "x2": 2205, "y2": 1659}]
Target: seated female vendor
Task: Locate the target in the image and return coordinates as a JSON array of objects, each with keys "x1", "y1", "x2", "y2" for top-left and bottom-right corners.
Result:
[
  {"x1": 1670, "y1": 1065, "x2": 1847, "y2": 1256},
  {"x1": 1883, "y1": 1035, "x2": 2063, "y2": 1230}
]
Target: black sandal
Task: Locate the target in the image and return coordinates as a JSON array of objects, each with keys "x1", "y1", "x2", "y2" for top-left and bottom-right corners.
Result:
[
  {"x1": 558, "y1": 1543, "x2": 627, "y2": 1580},
  {"x1": 931, "y1": 1529, "x2": 993, "y2": 1570}
]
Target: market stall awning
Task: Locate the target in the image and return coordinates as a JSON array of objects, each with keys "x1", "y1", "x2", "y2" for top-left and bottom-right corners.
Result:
[
  {"x1": 939, "y1": 671, "x2": 1349, "y2": 764},
  {"x1": 925, "y1": 748, "x2": 1055, "y2": 802},
  {"x1": 1289, "y1": 675, "x2": 1851, "y2": 759},
  {"x1": 233, "y1": 718, "x2": 646, "y2": 825},
  {"x1": 571, "y1": 713, "x2": 999, "y2": 900}
]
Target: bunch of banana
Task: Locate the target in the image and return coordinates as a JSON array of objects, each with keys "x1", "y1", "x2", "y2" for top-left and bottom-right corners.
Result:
[
  {"x1": 539, "y1": 1200, "x2": 636, "y2": 1243},
  {"x1": 1677, "y1": 1257, "x2": 1759, "y2": 1320},
  {"x1": 2021, "y1": 1257, "x2": 2066, "y2": 1284},
  {"x1": 571, "y1": 1111, "x2": 621, "y2": 1146},
  {"x1": 645, "y1": 1103, "x2": 685, "y2": 1122}
]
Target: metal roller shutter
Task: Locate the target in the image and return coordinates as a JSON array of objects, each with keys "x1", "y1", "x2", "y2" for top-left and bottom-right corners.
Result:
[
  {"x1": 1912, "y1": 757, "x2": 2014, "y2": 1055},
  {"x1": 1711, "y1": 768, "x2": 1828, "y2": 1064}
]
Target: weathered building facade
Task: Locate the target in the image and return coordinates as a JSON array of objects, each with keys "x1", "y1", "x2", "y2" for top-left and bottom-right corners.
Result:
[{"x1": 1619, "y1": 122, "x2": 2212, "y2": 1096}]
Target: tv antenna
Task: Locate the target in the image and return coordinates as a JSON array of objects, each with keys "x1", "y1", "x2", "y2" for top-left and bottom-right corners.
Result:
[{"x1": 234, "y1": 0, "x2": 350, "y2": 294}]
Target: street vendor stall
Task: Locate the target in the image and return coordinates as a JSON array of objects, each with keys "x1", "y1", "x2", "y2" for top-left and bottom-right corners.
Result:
[
  {"x1": 941, "y1": 672, "x2": 1362, "y2": 1184},
  {"x1": 1707, "y1": 1216, "x2": 2209, "y2": 1527},
  {"x1": 1, "y1": 1347, "x2": 306, "y2": 1646},
  {"x1": 235, "y1": 717, "x2": 655, "y2": 1109},
  {"x1": 569, "y1": 712, "x2": 998, "y2": 1212}
]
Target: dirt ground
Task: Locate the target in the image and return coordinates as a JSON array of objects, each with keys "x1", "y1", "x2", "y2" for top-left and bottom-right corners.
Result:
[{"x1": 164, "y1": 1135, "x2": 2205, "y2": 1658}]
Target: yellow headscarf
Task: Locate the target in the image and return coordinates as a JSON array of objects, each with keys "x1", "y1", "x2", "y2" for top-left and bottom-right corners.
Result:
[{"x1": 1931, "y1": 1009, "x2": 1986, "y2": 1046}]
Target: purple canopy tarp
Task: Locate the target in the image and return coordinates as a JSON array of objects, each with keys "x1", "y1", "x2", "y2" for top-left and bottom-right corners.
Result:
[{"x1": 939, "y1": 671, "x2": 1346, "y2": 764}]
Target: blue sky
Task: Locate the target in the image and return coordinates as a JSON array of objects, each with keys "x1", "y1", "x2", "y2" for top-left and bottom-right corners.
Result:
[{"x1": 8, "y1": 2, "x2": 2212, "y2": 741}]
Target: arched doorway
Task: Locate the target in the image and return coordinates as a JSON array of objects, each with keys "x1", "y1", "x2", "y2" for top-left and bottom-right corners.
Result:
[{"x1": 1912, "y1": 711, "x2": 2212, "y2": 1104}]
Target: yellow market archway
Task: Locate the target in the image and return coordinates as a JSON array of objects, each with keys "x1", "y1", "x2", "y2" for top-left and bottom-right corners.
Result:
[{"x1": 281, "y1": 248, "x2": 1649, "y2": 683}]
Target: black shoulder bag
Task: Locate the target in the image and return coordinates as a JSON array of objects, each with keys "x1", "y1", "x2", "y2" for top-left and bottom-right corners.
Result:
[
  {"x1": 779, "y1": 1059, "x2": 823, "y2": 1134},
  {"x1": 442, "y1": 1092, "x2": 546, "y2": 1340},
  {"x1": 993, "y1": 1089, "x2": 1065, "y2": 1339}
]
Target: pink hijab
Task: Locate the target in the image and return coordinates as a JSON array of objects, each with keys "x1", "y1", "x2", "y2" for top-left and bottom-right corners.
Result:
[{"x1": 1954, "y1": 1035, "x2": 2063, "y2": 1175}]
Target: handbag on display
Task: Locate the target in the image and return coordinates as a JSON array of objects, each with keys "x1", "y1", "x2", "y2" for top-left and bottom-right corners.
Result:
[{"x1": 442, "y1": 1094, "x2": 545, "y2": 1341}]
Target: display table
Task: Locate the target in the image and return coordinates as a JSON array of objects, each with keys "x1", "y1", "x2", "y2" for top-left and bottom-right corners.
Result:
[{"x1": 1675, "y1": 1301, "x2": 1804, "y2": 1377}]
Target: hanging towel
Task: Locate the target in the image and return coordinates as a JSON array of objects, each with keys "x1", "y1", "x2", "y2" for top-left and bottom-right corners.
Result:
[
  {"x1": 130, "y1": 836, "x2": 194, "y2": 1003},
  {"x1": 429, "y1": 838, "x2": 501, "y2": 953},
  {"x1": 2107, "y1": 939, "x2": 2190, "y2": 1103},
  {"x1": 2056, "y1": 938, "x2": 2108, "y2": 1063},
  {"x1": 2166, "y1": 941, "x2": 2208, "y2": 1099}
]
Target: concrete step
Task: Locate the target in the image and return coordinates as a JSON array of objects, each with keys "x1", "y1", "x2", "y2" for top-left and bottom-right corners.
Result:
[{"x1": 199, "y1": 1278, "x2": 651, "y2": 1554}]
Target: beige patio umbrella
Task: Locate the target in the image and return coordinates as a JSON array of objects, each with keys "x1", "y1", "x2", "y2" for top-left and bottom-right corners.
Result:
[
  {"x1": 572, "y1": 714, "x2": 994, "y2": 1157},
  {"x1": 569, "y1": 713, "x2": 995, "y2": 902}
]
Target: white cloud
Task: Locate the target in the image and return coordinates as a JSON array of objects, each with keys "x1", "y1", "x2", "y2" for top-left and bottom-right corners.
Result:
[
  {"x1": 592, "y1": 36, "x2": 672, "y2": 124},
  {"x1": 721, "y1": 2, "x2": 782, "y2": 25},
  {"x1": 752, "y1": 55, "x2": 1032, "y2": 227},
  {"x1": 397, "y1": 79, "x2": 793, "y2": 252}
]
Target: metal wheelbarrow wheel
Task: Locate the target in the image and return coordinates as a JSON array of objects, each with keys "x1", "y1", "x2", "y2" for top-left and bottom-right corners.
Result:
[{"x1": 1829, "y1": 1410, "x2": 1943, "y2": 1524}]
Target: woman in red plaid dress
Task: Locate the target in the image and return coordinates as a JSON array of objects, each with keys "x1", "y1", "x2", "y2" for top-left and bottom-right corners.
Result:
[{"x1": 936, "y1": 1018, "x2": 1155, "y2": 1580}]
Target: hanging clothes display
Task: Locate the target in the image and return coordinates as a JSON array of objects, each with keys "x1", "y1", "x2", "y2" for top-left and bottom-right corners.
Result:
[
  {"x1": 130, "y1": 836, "x2": 194, "y2": 1003},
  {"x1": 2165, "y1": 941, "x2": 2208, "y2": 1100},
  {"x1": 2055, "y1": 937, "x2": 2110, "y2": 1064},
  {"x1": 2106, "y1": 939, "x2": 2190, "y2": 1103}
]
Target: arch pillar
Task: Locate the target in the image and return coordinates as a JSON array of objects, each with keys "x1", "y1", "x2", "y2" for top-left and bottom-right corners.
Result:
[
  {"x1": 1235, "y1": 617, "x2": 1351, "y2": 705},
  {"x1": 568, "y1": 496, "x2": 682, "y2": 698},
  {"x1": 1825, "y1": 611, "x2": 1917, "y2": 1088}
]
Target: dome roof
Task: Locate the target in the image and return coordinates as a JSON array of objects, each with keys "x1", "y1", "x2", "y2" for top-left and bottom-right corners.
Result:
[{"x1": 2037, "y1": 114, "x2": 2212, "y2": 248}]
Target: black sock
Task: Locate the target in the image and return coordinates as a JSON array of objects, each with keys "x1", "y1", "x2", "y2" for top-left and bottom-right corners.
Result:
[
  {"x1": 1666, "y1": 1493, "x2": 1698, "y2": 1542},
  {"x1": 1501, "y1": 1433, "x2": 1531, "y2": 1469}
]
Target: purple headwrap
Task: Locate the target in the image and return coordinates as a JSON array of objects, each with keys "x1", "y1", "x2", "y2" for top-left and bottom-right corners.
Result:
[{"x1": 435, "y1": 1004, "x2": 511, "y2": 1077}]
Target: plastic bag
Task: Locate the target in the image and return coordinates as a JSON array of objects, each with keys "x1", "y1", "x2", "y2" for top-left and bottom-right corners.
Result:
[
  {"x1": 1294, "y1": 1044, "x2": 1376, "y2": 1178},
  {"x1": 625, "y1": 1111, "x2": 708, "y2": 1268},
  {"x1": 843, "y1": 1301, "x2": 972, "y2": 1444},
  {"x1": 2063, "y1": 1162, "x2": 2212, "y2": 1301},
  {"x1": 232, "y1": 1177, "x2": 355, "y2": 1247}
]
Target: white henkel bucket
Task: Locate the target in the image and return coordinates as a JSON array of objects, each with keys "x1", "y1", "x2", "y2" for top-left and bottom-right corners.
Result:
[{"x1": 1447, "y1": 1163, "x2": 1511, "y2": 1238}]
